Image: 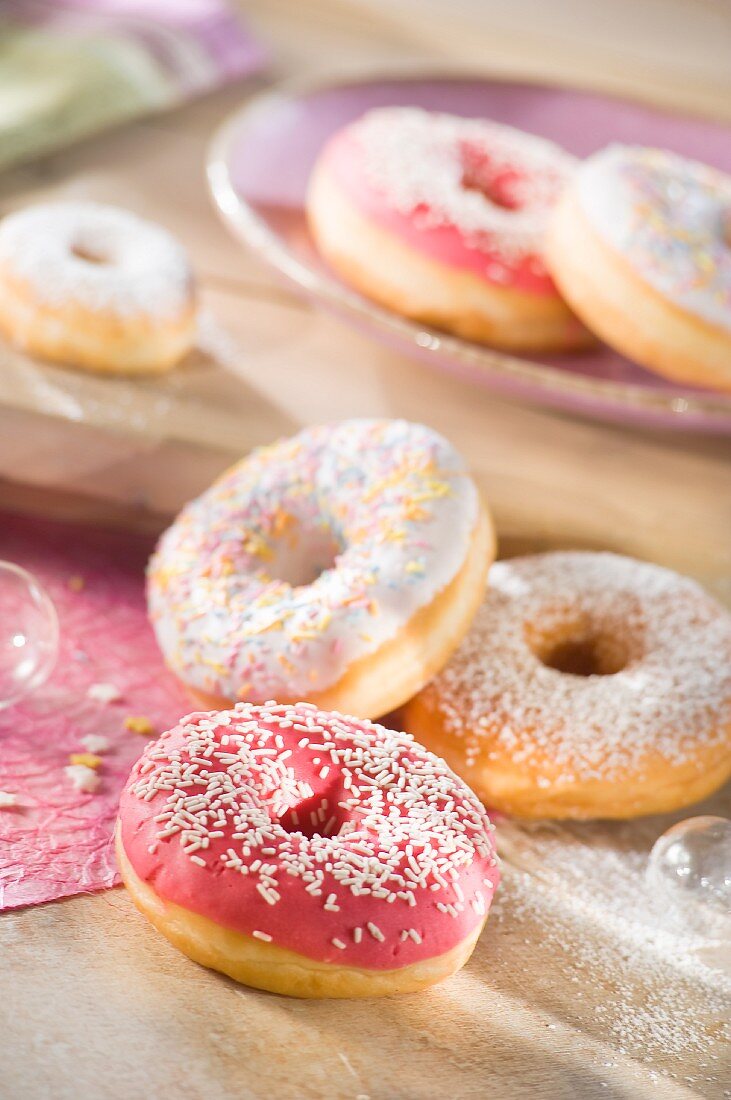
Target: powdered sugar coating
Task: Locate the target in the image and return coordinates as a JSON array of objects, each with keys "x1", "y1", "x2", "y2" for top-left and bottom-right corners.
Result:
[
  {"x1": 493, "y1": 819, "x2": 731, "y2": 1064},
  {"x1": 148, "y1": 419, "x2": 479, "y2": 702},
  {"x1": 0, "y1": 202, "x2": 195, "y2": 319},
  {"x1": 424, "y1": 552, "x2": 731, "y2": 781},
  {"x1": 118, "y1": 701, "x2": 499, "y2": 967},
  {"x1": 322, "y1": 107, "x2": 577, "y2": 293},
  {"x1": 577, "y1": 145, "x2": 731, "y2": 332}
]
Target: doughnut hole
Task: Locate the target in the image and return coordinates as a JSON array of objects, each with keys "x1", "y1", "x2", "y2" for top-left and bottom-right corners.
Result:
[
  {"x1": 275, "y1": 771, "x2": 350, "y2": 840},
  {"x1": 526, "y1": 614, "x2": 634, "y2": 677},
  {"x1": 266, "y1": 523, "x2": 343, "y2": 589},
  {"x1": 460, "y1": 142, "x2": 522, "y2": 210},
  {"x1": 70, "y1": 241, "x2": 111, "y2": 265},
  {"x1": 70, "y1": 240, "x2": 110, "y2": 264}
]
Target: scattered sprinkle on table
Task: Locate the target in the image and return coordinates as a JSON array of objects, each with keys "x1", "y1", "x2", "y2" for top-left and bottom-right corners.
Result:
[
  {"x1": 79, "y1": 734, "x2": 110, "y2": 754},
  {"x1": 124, "y1": 715, "x2": 156, "y2": 736},
  {"x1": 68, "y1": 753, "x2": 103, "y2": 770},
  {"x1": 87, "y1": 682, "x2": 122, "y2": 704},
  {"x1": 64, "y1": 764, "x2": 101, "y2": 793}
]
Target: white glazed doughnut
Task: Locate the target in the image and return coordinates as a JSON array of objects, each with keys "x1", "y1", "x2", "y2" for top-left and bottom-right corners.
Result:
[
  {"x1": 148, "y1": 419, "x2": 494, "y2": 719},
  {"x1": 0, "y1": 201, "x2": 196, "y2": 373},
  {"x1": 403, "y1": 552, "x2": 731, "y2": 820},
  {"x1": 116, "y1": 701, "x2": 501, "y2": 998},
  {"x1": 546, "y1": 145, "x2": 731, "y2": 391},
  {"x1": 307, "y1": 107, "x2": 591, "y2": 352}
]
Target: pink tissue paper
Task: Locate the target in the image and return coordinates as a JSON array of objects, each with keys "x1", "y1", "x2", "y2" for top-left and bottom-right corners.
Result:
[{"x1": 0, "y1": 512, "x2": 189, "y2": 910}]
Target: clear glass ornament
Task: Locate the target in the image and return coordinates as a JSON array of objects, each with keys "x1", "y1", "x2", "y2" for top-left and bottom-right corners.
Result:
[
  {"x1": 647, "y1": 816, "x2": 731, "y2": 922},
  {"x1": 0, "y1": 562, "x2": 59, "y2": 708}
]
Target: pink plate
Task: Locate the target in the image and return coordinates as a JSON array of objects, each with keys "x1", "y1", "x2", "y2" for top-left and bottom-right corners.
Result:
[{"x1": 208, "y1": 73, "x2": 731, "y2": 432}]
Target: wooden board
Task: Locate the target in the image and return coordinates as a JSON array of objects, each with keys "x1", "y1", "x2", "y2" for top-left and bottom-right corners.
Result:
[
  {"x1": 1, "y1": 857, "x2": 724, "y2": 1100},
  {"x1": 1, "y1": 2, "x2": 730, "y2": 1097}
]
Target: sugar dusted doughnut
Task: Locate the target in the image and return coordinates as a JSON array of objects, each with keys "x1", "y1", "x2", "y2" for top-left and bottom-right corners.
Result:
[
  {"x1": 546, "y1": 146, "x2": 731, "y2": 391},
  {"x1": 116, "y1": 702, "x2": 500, "y2": 998},
  {"x1": 148, "y1": 419, "x2": 493, "y2": 718},
  {"x1": 0, "y1": 202, "x2": 196, "y2": 374},
  {"x1": 307, "y1": 107, "x2": 590, "y2": 352},
  {"x1": 402, "y1": 552, "x2": 731, "y2": 820}
]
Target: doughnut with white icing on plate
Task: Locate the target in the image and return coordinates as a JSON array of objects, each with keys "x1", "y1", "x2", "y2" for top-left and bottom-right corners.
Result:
[
  {"x1": 116, "y1": 702, "x2": 500, "y2": 998},
  {"x1": 402, "y1": 552, "x2": 731, "y2": 820},
  {"x1": 307, "y1": 107, "x2": 591, "y2": 352},
  {"x1": 0, "y1": 202, "x2": 196, "y2": 374},
  {"x1": 147, "y1": 419, "x2": 494, "y2": 719},
  {"x1": 546, "y1": 145, "x2": 731, "y2": 391}
]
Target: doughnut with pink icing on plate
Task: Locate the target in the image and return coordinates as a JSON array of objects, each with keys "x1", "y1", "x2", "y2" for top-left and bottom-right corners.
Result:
[{"x1": 307, "y1": 107, "x2": 591, "y2": 351}]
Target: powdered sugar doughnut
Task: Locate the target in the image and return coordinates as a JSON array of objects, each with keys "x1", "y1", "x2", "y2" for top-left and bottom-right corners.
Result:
[
  {"x1": 546, "y1": 146, "x2": 731, "y2": 391},
  {"x1": 307, "y1": 107, "x2": 590, "y2": 351},
  {"x1": 148, "y1": 419, "x2": 494, "y2": 719},
  {"x1": 0, "y1": 202, "x2": 196, "y2": 374},
  {"x1": 116, "y1": 701, "x2": 500, "y2": 998},
  {"x1": 402, "y1": 552, "x2": 731, "y2": 820}
]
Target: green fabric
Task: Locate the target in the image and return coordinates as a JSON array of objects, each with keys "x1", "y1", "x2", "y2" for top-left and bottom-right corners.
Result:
[{"x1": 0, "y1": 26, "x2": 175, "y2": 170}]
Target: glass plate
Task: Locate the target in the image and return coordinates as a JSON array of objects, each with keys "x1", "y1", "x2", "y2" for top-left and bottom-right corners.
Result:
[{"x1": 208, "y1": 72, "x2": 731, "y2": 433}]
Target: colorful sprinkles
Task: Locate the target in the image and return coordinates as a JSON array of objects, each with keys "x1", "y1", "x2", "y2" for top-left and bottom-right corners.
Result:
[
  {"x1": 124, "y1": 715, "x2": 156, "y2": 737},
  {"x1": 118, "y1": 702, "x2": 499, "y2": 968},
  {"x1": 147, "y1": 419, "x2": 478, "y2": 703},
  {"x1": 578, "y1": 145, "x2": 731, "y2": 331}
]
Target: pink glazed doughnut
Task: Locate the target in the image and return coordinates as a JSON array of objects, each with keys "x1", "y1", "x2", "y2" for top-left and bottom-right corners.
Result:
[
  {"x1": 116, "y1": 702, "x2": 500, "y2": 998},
  {"x1": 307, "y1": 107, "x2": 591, "y2": 351}
]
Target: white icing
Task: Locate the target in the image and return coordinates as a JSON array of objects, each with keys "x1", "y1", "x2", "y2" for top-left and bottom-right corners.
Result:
[
  {"x1": 148, "y1": 419, "x2": 479, "y2": 701},
  {"x1": 577, "y1": 145, "x2": 731, "y2": 332},
  {"x1": 0, "y1": 201, "x2": 194, "y2": 319}
]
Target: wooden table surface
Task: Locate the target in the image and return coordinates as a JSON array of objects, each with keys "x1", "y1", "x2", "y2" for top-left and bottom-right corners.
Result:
[{"x1": 1, "y1": 3, "x2": 730, "y2": 1098}]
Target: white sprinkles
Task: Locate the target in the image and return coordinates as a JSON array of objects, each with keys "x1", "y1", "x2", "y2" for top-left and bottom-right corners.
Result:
[
  {"x1": 346, "y1": 107, "x2": 576, "y2": 266},
  {"x1": 122, "y1": 701, "x2": 499, "y2": 960}
]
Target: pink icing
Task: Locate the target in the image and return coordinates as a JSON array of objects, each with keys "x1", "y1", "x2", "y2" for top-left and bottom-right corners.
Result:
[
  {"x1": 319, "y1": 108, "x2": 577, "y2": 296},
  {"x1": 118, "y1": 702, "x2": 500, "y2": 969}
]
